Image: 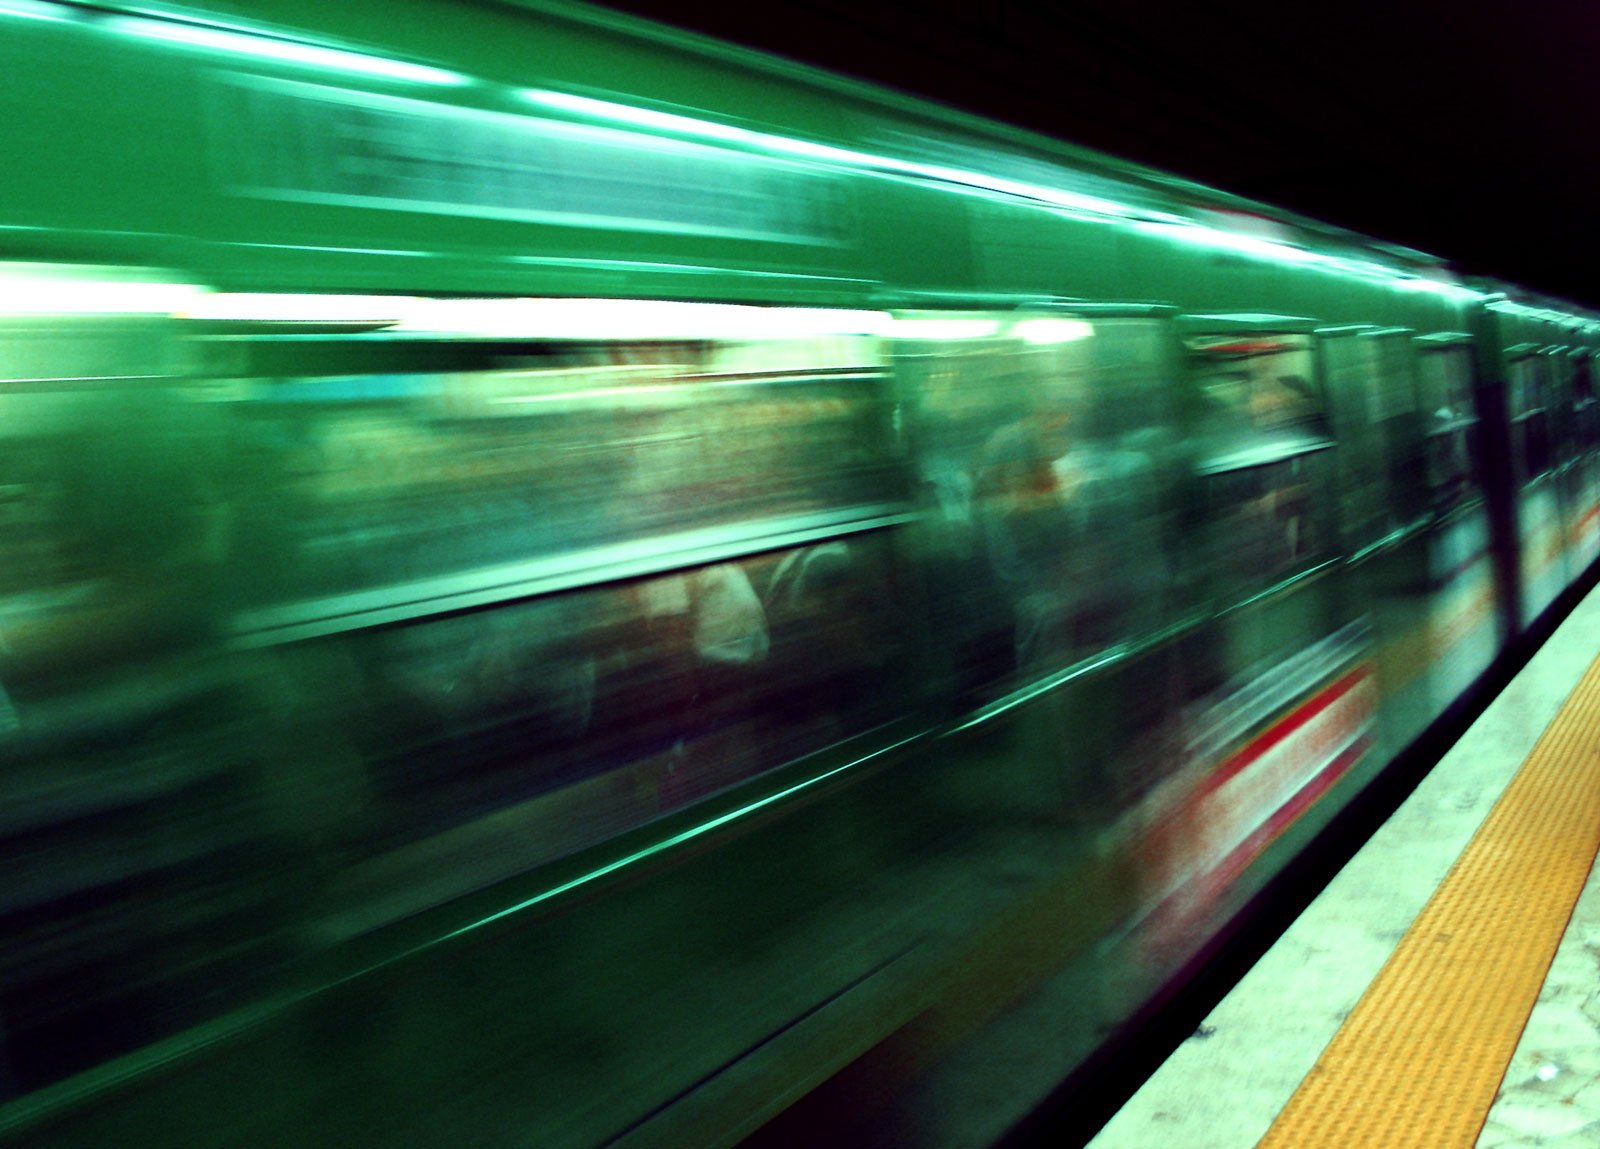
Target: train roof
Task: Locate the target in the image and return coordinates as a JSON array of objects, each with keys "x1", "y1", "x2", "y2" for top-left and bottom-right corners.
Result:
[{"x1": 3, "y1": 0, "x2": 1597, "y2": 331}]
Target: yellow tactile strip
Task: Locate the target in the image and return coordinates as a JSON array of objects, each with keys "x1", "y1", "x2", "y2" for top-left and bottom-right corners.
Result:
[{"x1": 1258, "y1": 652, "x2": 1600, "y2": 1149}]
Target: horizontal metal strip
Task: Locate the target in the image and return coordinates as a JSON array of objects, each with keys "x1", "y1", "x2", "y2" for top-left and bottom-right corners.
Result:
[{"x1": 229, "y1": 503, "x2": 914, "y2": 644}]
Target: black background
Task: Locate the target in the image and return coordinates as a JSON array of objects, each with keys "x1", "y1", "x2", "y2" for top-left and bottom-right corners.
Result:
[{"x1": 603, "y1": 0, "x2": 1600, "y2": 308}]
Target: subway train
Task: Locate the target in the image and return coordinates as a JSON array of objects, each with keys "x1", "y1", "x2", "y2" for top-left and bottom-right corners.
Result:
[{"x1": 2, "y1": 1, "x2": 1598, "y2": 1146}]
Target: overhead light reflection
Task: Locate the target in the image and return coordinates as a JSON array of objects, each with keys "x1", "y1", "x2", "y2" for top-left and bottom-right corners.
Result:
[
  {"x1": 0, "y1": 0, "x2": 72, "y2": 21},
  {"x1": 1010, "y1": 317, "x2": 1095, "y2": 344},
  {"x1": 522, "y1": 89, "x2": 1181, "y2": 224},
  {"x1": 522, "y1": 90, "x2": 864, "y2": 166},
  {"x1": 1393, "y1": 275, "x2": 1482, "y2": 301},
  {"x1": 108, "y1": 15, "x2": 469, "y2": 86}
]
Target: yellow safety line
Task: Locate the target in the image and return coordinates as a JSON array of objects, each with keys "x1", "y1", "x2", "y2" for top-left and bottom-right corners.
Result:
[{"x1": 1258, "y1": 651, "x2": 1600, "y2": 1149}]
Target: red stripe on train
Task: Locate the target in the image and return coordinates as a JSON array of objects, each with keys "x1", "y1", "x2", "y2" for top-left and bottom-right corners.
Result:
[{"x1": 1193, "y1": 666, "x2": 1371, "y2": 803}]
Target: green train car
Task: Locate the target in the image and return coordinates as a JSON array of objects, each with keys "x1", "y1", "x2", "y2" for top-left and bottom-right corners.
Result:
[{"x1": 2, "y1": 1, "x2": 1597, "y2": 1145}]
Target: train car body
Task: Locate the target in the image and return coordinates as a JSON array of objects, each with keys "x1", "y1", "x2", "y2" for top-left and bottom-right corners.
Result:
[{"x1": 1, "y1": 2, "x2": 1597, "y2": 1146}]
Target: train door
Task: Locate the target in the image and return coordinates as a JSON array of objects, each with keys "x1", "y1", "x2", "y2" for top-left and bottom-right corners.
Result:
[
  {"x1": 889, "y1": 303, "x2": 1196, "y2": 1064},
  {"x1": 0, "y1": 264, "x2": 274, "y2": 1096},
  {"x1": 1568, "y1": 350, "x2": 1600, "y2": 571},
  {"x1": 1317, "y1": 325, "x2": 1438, "y2": 758},
  {"x1": 1131, "y1": 315, "x2": 1375, "y2": 965},
  {"x1": 1414, "y1": 333, "x2": 1497, "y2": 714},
  {"x1": 1542, "y1": 346, "x2": 1585, "y2": 589}
]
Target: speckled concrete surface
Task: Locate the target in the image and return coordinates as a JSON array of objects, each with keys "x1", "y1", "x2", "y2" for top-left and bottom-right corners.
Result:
[{"x1": 1475, "y1": 862, "x2": 1600, "y2": 1148}]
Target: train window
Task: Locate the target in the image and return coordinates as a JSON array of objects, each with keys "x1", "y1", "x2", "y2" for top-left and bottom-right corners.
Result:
[
  {"x1": 1508, "y1": 355, "x2": 1552, "y2": 486},
  {"x1": 1199, "y1": 450, "x2": 1333, "y2": 590},
  {"x1": 893, "y1": 311, "x2": 1177, "y2": 698},
  {"x1": 1417, "y1": 345, "x2": 1477, "y2": 513},
  {"x1": 1544, "y1": 352, "x2": 1575, "y2": 466},
  {"x1": 0, "y1": 320, "x2": 264, "y2": 1091},
  {"x1": 1573, "y1": 355, "x2": 1600, "y2": 456},
  {"x1": 1189, "y1": 334, "x2": 1322, "y2": 437},
  {"x1": 325, "y1": 532, "x2": 909, "y2": 928},
  {"x1": 0, "y1": 305, "x2": 913, "y2": 1090},
  {"x1": 1187, "y1": 332, "x2": 1335, "y2": 597},
  {"x1": 1370, "y1": 332, "x2": 1431, "y2": 525},
  {"x1": 1319, "y1": 331, "x2": 1391, "y2": 546},
  {"x1": 210, "y1": 317, "x2": 898, "y2": 607}
]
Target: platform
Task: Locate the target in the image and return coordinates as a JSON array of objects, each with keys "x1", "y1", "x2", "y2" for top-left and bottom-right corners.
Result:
[{"x1": 1089, "y1": 582, "x2": 1600, "y2": 1149}]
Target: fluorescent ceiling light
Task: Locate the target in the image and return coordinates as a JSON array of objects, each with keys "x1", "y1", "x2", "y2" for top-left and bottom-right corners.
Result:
[
  {"x1": 394, "y1": 298, "x2": 885, "y2": 340},
  {"x1": 0, "y1": 271, "x2": 200, "y2": 315},
  {"x1": 190, "y1": 295, "x2": 885, "y2": 340},
  {"x1": 1010, "y1": 317, "x2": 1095, "y2": 344}
]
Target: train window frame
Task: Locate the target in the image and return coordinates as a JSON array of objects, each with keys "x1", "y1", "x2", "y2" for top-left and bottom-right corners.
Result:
[
  {"x1": 1507, "y1": 349, "x2": 1555, "y2": 489},
  {"x1": 1180, "y1": 314, "x2": 1338, "y2": 606},
  {"x1": 1415, "y1": 335, "x2": 1480, "y2": 517},
  {"x1": 165, "y1": 299, "x2": 934, "y2": 946},
  {"x1": 1571, "y1": 351, "x2": 1600, "y2": 459},
  {"x1": 888, "y1": 301, "x2": 1182, "y2": 699},
  {"x1": 1315, "y1": 324, "x2": 1416, "y2": 552},
  {"x1": 188, "y1": 300, "x2": 911, "y2": 642}
]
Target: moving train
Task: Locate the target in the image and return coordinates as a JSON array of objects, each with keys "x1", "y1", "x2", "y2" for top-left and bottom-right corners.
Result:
[{"x1": 2, "y1": 1, "x2": 1597, "y2": 1145}]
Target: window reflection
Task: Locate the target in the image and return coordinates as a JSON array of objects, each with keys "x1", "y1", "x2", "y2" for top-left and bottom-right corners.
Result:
[
  {"x1": 1189, "y1": 336, "x2": 1321, "y2": 437},
  {"x1": 1573, "y1": 355, "x2": 1600, "y2": 456},
  {"x1": 1188, "y1": 332, "x2": 1332, "y2": 598},
  {"x1": 1509, "y1": 356, "x2": 1552, "y2": 487},
  {"x1": 223, "y1": 336, "x2": 896, "y2": 604},
  {"x1": 1418, "y1": 346, "x2": 1476, "y2": 513},
  {"x1": 1319, "y1": 334, "x2": 1390, "y2": 545},
  {"x1": 898, "y1": 313, "x2": 1175, "y2": 698},
  {"x1": 0, "y1": 313, "x2": 910, "y2": 1092},
  {"x1": 340, "y1": 539, "x2": 906, "y2": 906}
]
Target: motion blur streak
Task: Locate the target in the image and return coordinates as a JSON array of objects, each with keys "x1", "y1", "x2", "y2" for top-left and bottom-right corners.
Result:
[{"x1": 3, "y1": 3, "x2": 1599, "y2": 1148}]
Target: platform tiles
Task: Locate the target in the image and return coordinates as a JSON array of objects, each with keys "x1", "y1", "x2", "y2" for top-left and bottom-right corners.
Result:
[{"x1": 1088, "y1": 582, "x2": 1600, "y2": 1149}]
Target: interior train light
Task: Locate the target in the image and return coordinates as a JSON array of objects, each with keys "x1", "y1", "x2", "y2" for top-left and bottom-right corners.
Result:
[
  {"x1": 393, "y1": 298, "x2": 887, "y2": 340},
  {"x1": 1009, "y1": 317, "x2": 1095, "y2": 345},
  {"x1": 0, "y1": 271, "x2": 201, "y2": 315},
  {"x1": 881, "y1": 317, "x2": 1002, "y2": 341},
  {"x1": 107, "y1": 15, "x2": 470, "y2": 86},
  {"x1": 182, "y1": 295, "x2": 887, "y2": 339},
  {"x1": 181, "y1": 292, "x2": 417, "y2": 325}
]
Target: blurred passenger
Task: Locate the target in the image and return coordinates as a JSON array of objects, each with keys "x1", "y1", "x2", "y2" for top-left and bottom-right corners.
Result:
[
  {"x1": 909, "y1": 361, "x2": 1014, "y2": 701},
  {"x1": 765, "y1": 541, "x2": 898, "y2": 730},
  {"x1": 0, "y1": 387, "x2": 254, "y2": 1090},
  {"x1": 0, "y1": 389, "x2": 226, "y2": 689},
  {"x1": 633, "y1": 561, "x2": 769, "y2": 812},
  {"x1": 973, "y1": 394, "x2": 1093, "y2": 669}
]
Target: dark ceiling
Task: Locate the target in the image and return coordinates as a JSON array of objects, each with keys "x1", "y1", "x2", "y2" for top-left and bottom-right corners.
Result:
[{"x1": 603, "y1": 0, "x2": 1600, "y2": 308}]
